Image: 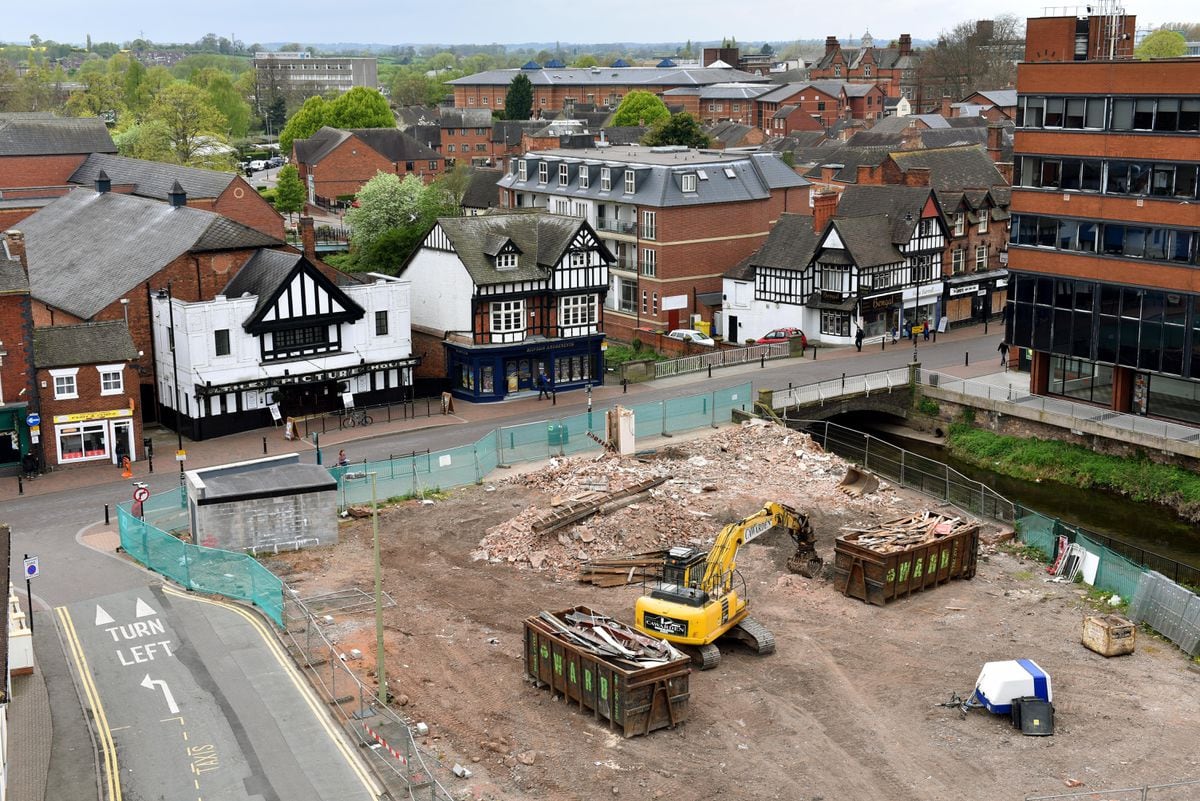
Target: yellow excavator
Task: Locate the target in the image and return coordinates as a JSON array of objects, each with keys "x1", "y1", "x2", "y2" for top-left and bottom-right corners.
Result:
[{"x1": 634, "y1": 502, "x2": 820, "y2": 669}]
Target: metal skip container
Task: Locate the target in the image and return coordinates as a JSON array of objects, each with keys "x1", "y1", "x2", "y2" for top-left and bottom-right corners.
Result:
[
  {"x1": 523, "y1": 606, "x2": 691, "y2": 737},
  {"x1": 833, "y1": 511, "x2": 980, "y2": 606}
]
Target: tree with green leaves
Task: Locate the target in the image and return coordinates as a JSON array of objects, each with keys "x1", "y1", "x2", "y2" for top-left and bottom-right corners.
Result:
[
  {"x1": 345, "y1": 172, "x2": 459, "y2": 272},
  {"x1": 191, "y1": 68, "x2": 251, "y2": 137},
  {"x1": 391, "y1": 71, "x2": 441, "y2": 106},
  {"x1": 266, "y1": 95, "x2": 287, "y2": 136},
  {"x1": 761, "y1": 42, "x2": 774, "y2": 57},
  {"x1": 643, "y1": 112, "x2": 711, "y2": 148},
  {"x1": 65, "y1": 61, "x2": 125, "y2": 120},
  {"x1": 279, "y1": 95, "x2": 329, "y2": 153},
  {"x1": 144, "y1": 82, "x2": 230, "y2": 165},
  {"x1": 1135, "y1": 29, "x2": 1187, "y2": 60},
  {"x1": 612, "y1": 90, "x2": 670, "y2": 127},
  {"x1": 504, "y1": 73, "x2": 533, "y2": 120},
  {"x1": 326, "y1": 86, "x2": 394, "y2": 129},
  {"x1": 274, "y1": 164, "x2": 306, "y2": 223},
  {"x1": 571, "y1": 54, "x2": 598, "y2": 68}
]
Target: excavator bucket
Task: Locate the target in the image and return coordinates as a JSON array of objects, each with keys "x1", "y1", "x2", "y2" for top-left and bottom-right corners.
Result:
[
  {"x1": 837, "y1": 465, "x2": 879, "y2": 498},
  {"x1": 786, "y1": 513, "x2": 823, "y2": 579}
]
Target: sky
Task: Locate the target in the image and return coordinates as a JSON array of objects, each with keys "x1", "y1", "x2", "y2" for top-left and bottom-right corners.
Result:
[{"x1": 6, "y1": 0, "x2": 1196, "y2": 47}]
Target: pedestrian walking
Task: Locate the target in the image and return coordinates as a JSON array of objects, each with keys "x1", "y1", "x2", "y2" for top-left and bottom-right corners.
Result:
[
  {"x1": 923, "y1": 321, "x2": 931, "y2": 342},
  {"x1": 537, "y1": 370, "x2": 548, "y2": 400},
  {"x1": 891, "y1": 326, "x2": 899, "y2": 344},
  {"x1": 998, "y1": 341, "x2": 1009, "y2": 367},
  {"x1": 336, "y1": 449, "x2": 349, "y2": 467},
  {"x1": 854, "y1": 327, "x2": 864, "y2": 352}
]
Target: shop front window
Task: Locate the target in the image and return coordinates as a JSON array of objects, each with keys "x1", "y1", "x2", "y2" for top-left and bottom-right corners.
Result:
[
  {"x1": 58, "y1": 423, "x2": 108, "y2": 462},
  {"x1": 481, "y1": 365, "x2": 494, "y2": 393}
]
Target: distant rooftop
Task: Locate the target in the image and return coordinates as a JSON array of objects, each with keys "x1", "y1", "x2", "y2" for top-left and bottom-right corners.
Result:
[{"x1": 533, "y1": 144, "x2": 756, "y2": 166}]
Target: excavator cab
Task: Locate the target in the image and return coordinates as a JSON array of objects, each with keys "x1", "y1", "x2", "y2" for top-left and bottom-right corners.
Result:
[{"x1": 649, "y1": 546, "x2": 710, "y2": 606}]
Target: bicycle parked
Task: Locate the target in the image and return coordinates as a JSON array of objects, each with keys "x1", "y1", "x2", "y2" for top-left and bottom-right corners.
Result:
[{"x1": 339, "y1": 408, "x2": 373, "y2": 429}]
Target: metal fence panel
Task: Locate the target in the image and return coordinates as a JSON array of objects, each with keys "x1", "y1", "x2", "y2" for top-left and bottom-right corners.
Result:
[
  {"x1": 654, "y1": 343, "x2": 788, "y2": 379},
  {"x1": 1129, "y1": 571, "x2": 1200, "y2": 657}
]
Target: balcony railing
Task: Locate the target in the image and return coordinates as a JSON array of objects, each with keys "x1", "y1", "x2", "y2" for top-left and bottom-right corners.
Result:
[{"x1": 595, "y1": 218, "x2": 637, "y2": 235}]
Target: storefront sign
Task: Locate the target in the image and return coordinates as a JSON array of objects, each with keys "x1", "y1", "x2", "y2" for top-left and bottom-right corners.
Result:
[
  {"x1": 662, "y1": 294, "x2": 688, "y2": 311},
  {"x1": 949, "y1": 283, "x2": 980, "y2": 297},
  {"x1": 199, "y1": 357, "x2": 419, "y2": 396},
  {"x1": 861, "y1": 293, "x2": 900, "y2": 312},
  {"x1": 820, "y1": 290, "x2": 844, "y2": 305},
  {"x1": 52, "y1": 408, "x2": 132, "y2": 425},
  {"x1": 523, "y1": 340, "x2": 576, "y2": 353}
]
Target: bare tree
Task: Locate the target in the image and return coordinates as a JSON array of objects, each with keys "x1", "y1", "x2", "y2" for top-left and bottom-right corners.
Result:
[{"x1": 918, "y1": 15, "x2": 1025, "y2": 111}]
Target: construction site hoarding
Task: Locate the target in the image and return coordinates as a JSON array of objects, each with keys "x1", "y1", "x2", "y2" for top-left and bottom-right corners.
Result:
[
  {"x1": 833, "y1": 512, "x2": 980, "y2": 606},
  {"x1": 523, "y1": 606, "x2": 690, "y2": 738}
]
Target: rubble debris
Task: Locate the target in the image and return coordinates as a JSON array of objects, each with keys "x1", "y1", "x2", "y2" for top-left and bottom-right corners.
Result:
[
  {"x1": 839, "y1": 511, "x2": 975, "y2": 554},
  {"x1": 531, "y1": 476, "x2": 670, "y2": 535},
  {"x1": 578, "y1": 551, "x2": 668, "y2": 587},
  {"x1": 536, "y1": 608, "x2": 685, "y2": 667}
]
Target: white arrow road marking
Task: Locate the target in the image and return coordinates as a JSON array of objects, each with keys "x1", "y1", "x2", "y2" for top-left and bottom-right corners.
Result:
[
  {"x1": 140, "y1": 674, "x2": 179, "y2": 714},
  {"x1": 95, "y1": 605, "x2": 115, "y2": 626},
  {"x1": 135, "y1": 598, "x2": 156, "y2": 618}
]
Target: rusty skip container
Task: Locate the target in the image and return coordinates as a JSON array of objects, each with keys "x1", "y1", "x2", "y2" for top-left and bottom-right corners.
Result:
[
  {"x1": 833, "y1": 516, "x2": 980, "y2": 606},
  {"x1": 523, "y1": 606, "x2": 690, "y2": 737},
  {"x1": 1082, "y1": 614, "x2": 1137, "y2": 657}
]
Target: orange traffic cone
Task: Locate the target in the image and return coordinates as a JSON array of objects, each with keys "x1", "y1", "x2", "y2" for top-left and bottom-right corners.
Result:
[{"x1": 121, "y1": 456, "x2": 132, "y2": 478}]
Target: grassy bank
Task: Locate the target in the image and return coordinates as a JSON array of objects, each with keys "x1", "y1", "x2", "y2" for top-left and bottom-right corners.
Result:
[{"x1": 946, "y1": 423, "x2": 1200, "y2": 522}]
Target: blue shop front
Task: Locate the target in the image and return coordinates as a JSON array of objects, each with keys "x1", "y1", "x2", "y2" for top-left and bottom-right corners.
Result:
[{"x1": 446, "y1": 334, "x2": 605, "y2": 402}]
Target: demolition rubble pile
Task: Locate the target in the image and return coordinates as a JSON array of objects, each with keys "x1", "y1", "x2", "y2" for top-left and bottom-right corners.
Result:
[{"x1": 474, "y1": 420, "x2": 903, "y2": 573}]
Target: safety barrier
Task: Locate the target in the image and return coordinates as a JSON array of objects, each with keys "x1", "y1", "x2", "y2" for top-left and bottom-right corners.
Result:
[{"x1": 654, "y1": 342, "x2": 789, "y2": 379}]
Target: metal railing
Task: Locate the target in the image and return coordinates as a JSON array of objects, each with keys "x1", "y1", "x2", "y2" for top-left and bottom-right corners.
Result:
[
  {"x1": 284, "y1": 396, "x2": 442, "y2": 440},
  {"x1": 1026, "y1": 778, "x2": 1200, "y2": 801},
  {"x1": 594, "y1": 218, "x2": 637, "y2": 235},
  {"x1": 918, "y1": 369, "x2": 1200, "y2": 445},
  {"x1": 654, "y1": 342, "x2": 790, "y2": 379},
  {"x1": 768, "y1": 367, "x2": 911, "y2": 408}
]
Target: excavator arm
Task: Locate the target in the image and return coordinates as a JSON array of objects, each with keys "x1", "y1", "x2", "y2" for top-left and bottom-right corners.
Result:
[{"x1": 699, "y1": 502, "x2": 818, "y2": 591}]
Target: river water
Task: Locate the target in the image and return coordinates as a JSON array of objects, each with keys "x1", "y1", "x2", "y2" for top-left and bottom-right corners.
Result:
[{"x1": 832, "y1": 413, "x2": 1200, "y2": 569}]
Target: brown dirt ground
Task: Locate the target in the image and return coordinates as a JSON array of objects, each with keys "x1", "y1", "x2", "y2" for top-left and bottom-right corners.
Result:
[{"x1": 269, "y1": 433, "x2": 1200, "y2": 801}]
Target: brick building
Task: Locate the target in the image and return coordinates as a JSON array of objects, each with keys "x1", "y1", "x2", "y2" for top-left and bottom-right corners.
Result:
[
  {"x1": 0, "y1": 232, "x2": 36, "y2": 472},
  {"x1": 497, "y1": 145, "x2": 810, "y2": 342},
  {"x1": 447, "y1": 64, "x2": 770, "y2": 116},
  {"x1": 1006, "y1": 11, "x2": 1200, "y2": 424},
  {"x1": 292, "y1": 127, "x2": 444, "y2": 208},
  {"x1": 31, "y1": 321, "x2": 141, "y2": 469},
  {"x1": 660, "y1": 84, "x2": 772, "y2": 125},
  {"x1": 809, "y1": 32, "x2": 921, "y2": 104},
  {"x1": 438, "y1": 109, "x2": 494, "y2": 166}
]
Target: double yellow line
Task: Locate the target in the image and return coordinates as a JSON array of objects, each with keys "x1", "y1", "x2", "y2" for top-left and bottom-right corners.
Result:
[
  {"x1": 162, "y1": 586, "x2": 382, "y2": 799},
  {"x1": 56, "y1": 606, "x2": 123, "y2": 801}
]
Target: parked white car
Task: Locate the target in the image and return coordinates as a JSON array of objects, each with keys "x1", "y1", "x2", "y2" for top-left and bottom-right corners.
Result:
[
  {"x1": 667, "y1": 329, "x2": 715, "y2": 347},
  {"x1": 249, "y1": 159, "x2": 268, "y2": 171}
]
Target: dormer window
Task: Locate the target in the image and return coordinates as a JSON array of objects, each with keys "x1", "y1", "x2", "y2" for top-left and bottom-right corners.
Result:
[
  {"x1": 834, "y1": 64, "x2": 843, "y2": 77},
  {"x1": 624, "y1": 170, "x2": 635, "y2": 194},
  {"x1": 682, "y1": 173, "x2": 697, "y2": 193},
  {"x1": 600, "y1": 167, "x2": 611, "y2": 191},
  {"x1": 496, "y1": 253, "x2": 518, "y2": 270},
  {"x1": 559, "y1": 163, "x2": 569, "y2": 186},
  {"x1": 578, "y1": 165, "x2": 589, "y2": 188},
  {"x1": 518, "y1": 160, "x2": 527, "y2": 181},
  {"x1": 863, "y1": 64, "x2": 872, "y2": 77},
  {"x1": 538, "y1": 162, "x2": 548, "y2": 184}
]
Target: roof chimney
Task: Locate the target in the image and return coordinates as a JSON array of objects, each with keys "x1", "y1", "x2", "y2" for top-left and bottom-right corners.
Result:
[
  {"x1": 904, "y1": 166, "x2": 931, "y2": 187},
  {"x1": 95, "y1": 169, "x2": 111, "y2": 193},
  {"x1": 898, "y1": 34, "x2": 912, "y2": 56},
  {"x1": 987, "y1": 122, "x2": 1005, "y2": 163},
  {"x1": 825, "y1": 36, "x2": 840, "y2": 55},
  {"x1": 941, "y1": 95, "x2": 953, "y2": 118},
  {"x1": 168, "y1": 180, "x2": 187, "y2": 208},
  {"x1": 812, "y1": 190, "x2": 838, "y2": 233},
  {"x1": 856, "y1": 164, "x2": 881, "y2": 185},
  {"x1": 2, "y1": 229, "x2": 28, "y2": 279},
  {"x1": 299, "y1": 216, "x2": 316, "y2": 259}
]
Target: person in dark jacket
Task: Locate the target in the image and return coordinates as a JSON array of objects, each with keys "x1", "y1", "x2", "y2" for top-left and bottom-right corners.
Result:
[{"x1": 854, "y1": 327, "x2": 864, "y2": 352}]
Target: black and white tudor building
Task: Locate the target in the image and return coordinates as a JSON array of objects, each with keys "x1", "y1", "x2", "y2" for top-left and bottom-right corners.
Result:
[
  {"x1": 398, "y1": 212, "x2": 612, "y2": 401},
  {"x1": 151, "y1": 251, "x2": 416, "y2": 439},
  {"x1": 722, "y1": 185, "x2": 947, "y2": 344}
]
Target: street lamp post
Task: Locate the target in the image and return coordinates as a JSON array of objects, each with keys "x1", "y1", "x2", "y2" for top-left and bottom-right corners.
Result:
[{"x1": 158, "y1": 284, "x2": 185, "y2": 487}]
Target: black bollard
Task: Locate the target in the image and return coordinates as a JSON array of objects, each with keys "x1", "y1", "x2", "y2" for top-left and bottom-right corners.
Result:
[
  {"x1": 622, "y1": 378, "x2": 628, "y2": 394},
  {"x1": 812, "y1": 347, "x2": 817, "y2": 360},
  {"x1": 841, "y1": 373, "x2": 845, "y2": 392},
  {"x1": 965, "y1": 352, "x2": 970, "y2": 366},
  {"x1": 708, "y1": 364, "x2": 712, "y2": 378},
  {"x1": 263, "y1": 436, "x2": 268, "y2": 454},
  {"x1": 105, "y1": 504, "x2": 110, "y2": 525},
  {"x1": 552, "y1": 391, "x2": 556, "y2": 406},
  {"x1": 18, "y1": 475, "x2": 23, "y2": 495},
  {"x1": 760, "y1": 354, "x2": 765, "y2": 368}
]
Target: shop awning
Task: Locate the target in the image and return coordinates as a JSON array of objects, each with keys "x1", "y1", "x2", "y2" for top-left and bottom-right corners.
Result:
[
  {"x1": 695, "y1": 291, "x2": 724, "y2": 307},
  {"x1": 805, "y1": 295, "x2": 857, "y2": 311}
]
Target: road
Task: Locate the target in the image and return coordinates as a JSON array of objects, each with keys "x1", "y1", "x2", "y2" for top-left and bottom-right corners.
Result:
[{"x1": 0, "y1": 324, "x2": 1001, "y2": 798}]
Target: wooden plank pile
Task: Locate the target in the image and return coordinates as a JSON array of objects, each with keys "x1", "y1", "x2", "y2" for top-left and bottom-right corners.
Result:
[
  {"x1": 840, "y1": 511, "x2": 972, "y2": 554},
  {"x1": 530, "y1": 476, "x2": 670, "y2": 535},
  {"x1": 577, "y1": 551, "x2": 668, "y2": 587}
]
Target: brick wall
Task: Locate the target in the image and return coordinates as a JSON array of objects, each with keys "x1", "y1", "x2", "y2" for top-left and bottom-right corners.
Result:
[
  {"x1": 307, "y1": 136, "x2": 444, "y2": 202},
  {"x1": 0, "y1": 154, "x2": 89, "y2": 189},
  {"x1": 0, "y1": 293, "x2": 35, "y2": 408},
  {"x1": 411, "y1": 326, "x2": 448, "y2": 381},
  {"x1": 215, "y1": 177, "x2": 286, "y2": 239},
  {"x1": 35, "y1": 361, "x2": 141, "y2": 468}
]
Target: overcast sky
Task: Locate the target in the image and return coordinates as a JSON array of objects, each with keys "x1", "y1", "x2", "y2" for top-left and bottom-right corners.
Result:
[{"x1": 7, "y1": 0, "x2": 1196, "y2": 47}]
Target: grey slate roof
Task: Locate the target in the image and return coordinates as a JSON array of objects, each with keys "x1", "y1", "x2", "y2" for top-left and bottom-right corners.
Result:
[
  {"x1": 439, "y1": 108, "x2": 494, "y2": 129},
  {"x1": 835, "y1": 184, "x2": 935, "y2": 242},
  {"x1": 826, "y1": 215, "x2": 906, "y2": 267},
  {"x1": 20, "y1": 189, "x2": 282, "y2": 320},
  {"x1": 747, "y1": 213, "x2": 818, "y2": 272},
  {"x1": 796, "y1": 143, "x2": 891, "y2": 182},
  {"x1": 498, "y1": 146, "x2": 807, "y2": 209},
  {"x1": 0, "y1": 115, "x2": 116, "y2": 156},
  {"x1": 32, "y1": 320, "x2": 137, "y2": 368},
  {"x1": 972, "y1": 89, "x2": 1017, "y2": 107},
  {"x1": 410, "y1": 124, "x2": 441, "y2": 149},
  {"x1": 292, "y1": 127, "x2": 348, "y2": 163},
  {"x1": 222, "y1": 249, "x2": 302, "y2": 321},
  {"x1": 461, "y1": 168, "x2": 502, "y2": 209},
  {"x1": 599, "y1": 126, "x2": 646, "y2": 145},
  {"x1": 756, "y1": 82, "x2": 839, "y2": 104},
  {"x1": 448, "y1": 66, "x2": 771, "y2": 88},
  {"x1": 349, "y1": 128, "x2": 441, "y2": 163},
  {"x1": 761, "y1": 132, "x2": 828, "y2": 152},
  {"x1": 69, "y1": 153, "x2": 236, "y2": 200},
  {"x1": 705, "y1": 122, "x2": 755, "y2": 147},
  {"x1": 888, "y1": 146, "x2": 1008, "y2": 192},
  {"x1": 201, "y1": 463, "x2": 336, "y2": 501},
  {"x1": 393, "y1": 105, "x2": 440, "y2": 129},
  {"x1": 662, "y1": 83, "x2": 772, "y2": 100},
  {"x1": 426, "y1": 213, "x2": 609, "y2": 286},
  {"x1": 0, "y1": 258, "x2": 27, "y2": 293},
  {"x1": 491, "y1": 120, "x2": 542, "y2": 145}
]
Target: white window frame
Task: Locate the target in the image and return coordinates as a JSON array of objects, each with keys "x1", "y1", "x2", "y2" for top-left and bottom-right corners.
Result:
[
  {"x1": 624, "y1": 170, "x2": 635, "y2": 194},
  {"x1": 538, "y1": 162, "x2": 548, "y2": 184},
  {"x1": 518, "y1": 160, "x2": 527, "y2": 181},
  {"x1": 490, "y1": 299, "x2": 525, "y2": 334},
  {"x1": 953, "y1": 213, "x2": 965, "y2": 236},
  {"x1": 819, "y1": 264, "x2": 848, "y2": 292},
  {"x1": 496, "y1": 253, "x2": 518, "y2": 270},
  {"x1": 642, "y1": 210, "x2": 656, "y2": 240},
  {"x1": 559, "y1": 163, "x2": 569, "y2": 186},
  {"x1": 559, "y1": 294, "x2": 596, "y2": 328},
  {"x1": 682, "y1": 174, "x2": 697, "y2": 193},
  {"x1": 578, "y1": 165, "x2": 589, "y2": 188},
  {"x1": 952, "y1": 248, "x2": 965, "y2": 274},
  {"x1": 600, "y1": 168, "x2": 611, "y2": 191},
  {"x1": 641, "y1": 248, "x2": 657, "y2": 277},
  {"x1": 56, "y1": 420, "x2": 110, "y2": 463},
  {"x1": 978, "y1": 211, "x2": 989, "y2": 233},
  {"x1": 975, "y1": 244, "x2": 988, "y2": 269},
  {"x1": 97, "y1": 364, "x2": 124, "y2": 396},
  {"x1": 51, "y1": 367, "x2": 79, "y2": 400}
]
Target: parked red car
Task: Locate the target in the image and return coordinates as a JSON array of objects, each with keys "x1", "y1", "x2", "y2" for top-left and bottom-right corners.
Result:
[{"x1": 755, "y1": 327, "x2": 807, "y2": 348}]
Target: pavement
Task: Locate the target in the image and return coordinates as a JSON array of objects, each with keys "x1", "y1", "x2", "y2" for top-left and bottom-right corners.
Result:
[{"x1": 1, "y1": 321, "x2": 1011, "y2": 801}]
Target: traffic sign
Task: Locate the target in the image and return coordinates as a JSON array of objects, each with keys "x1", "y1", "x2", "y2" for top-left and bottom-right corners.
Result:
[
  {"x1": 26, "y1": 412, "x2": 40, "y2": 427},
  {"x1": 176, "y1": 449, "x2": 187, "y2": 462},
  {"x1": 133, "y1": 486, "x2": 150, "y2": 503},
  {"x1": 23, "y1": 556, "x2": 39, "y2": 579}
]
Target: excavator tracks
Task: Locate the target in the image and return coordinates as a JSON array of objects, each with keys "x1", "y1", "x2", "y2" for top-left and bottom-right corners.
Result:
[{"x1": 732, "y1": 616, "x2": 776, "y2": 656}]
